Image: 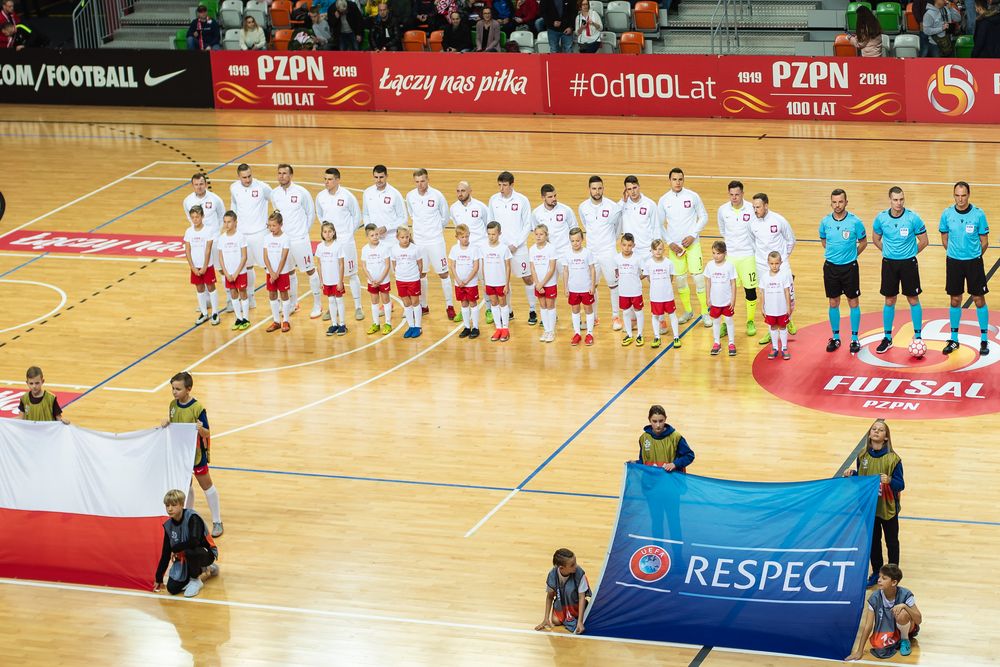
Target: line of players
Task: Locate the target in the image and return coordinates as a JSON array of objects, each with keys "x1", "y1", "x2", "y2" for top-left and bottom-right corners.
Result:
[{"x1": 180, "y1": 165, "x2": 991, "y2": 356}]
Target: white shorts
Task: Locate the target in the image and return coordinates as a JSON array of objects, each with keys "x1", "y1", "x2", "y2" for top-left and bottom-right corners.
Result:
[
  {"x1": 595, "y1": 253, "x2": 619, "y2": 287},
  {"x1": 244, "y1": 230, "x2": 267, "y2": 268},
  {"x1": 418, "y1": 239, "x2": 448, "y2": 277},
  {"x1": 340, "y1": 239, "x2": 359, "y2": 278},
  {"x1": 512, "y1": 245, "x2": 531, "y2": 280},
  {"x1": 289, "y1": 237, "x2": 315, "y2": 272}
]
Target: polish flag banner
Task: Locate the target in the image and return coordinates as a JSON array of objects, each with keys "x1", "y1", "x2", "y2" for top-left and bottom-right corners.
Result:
[{"x1": 0, "y1": 421, "x2": 197, "y2": 590}]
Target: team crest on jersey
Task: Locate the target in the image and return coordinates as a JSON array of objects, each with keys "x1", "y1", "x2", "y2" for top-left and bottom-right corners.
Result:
[
  {"x1": 472, "y1": 210, "x2": 479, "y2": 218},
  {"x1": 602, "y1": 210, "x2": 609, "y2": 218},
  {"x1": 639, "y1": 207, "x2": 647, "y2": 215},
  {"x1": 383, "y1": 196, "x2": 391, "y2": 204},
  {"x1": 337, "y1": 199, "x2": 344, "y2": 206},
  {"x1": 205, "y1": 202, "x2": 213, "y2": 209},
  {"x1": 428, "y1": 200, "x2": 435, "y2": 207},
  {"x1": 556, "y1": 213, "x2": 564, "y2": 221},
  {"x1": 512, "y1": 203, "x2": 519, "y2": 211},
  {"x1": 742, "y1": 214, "x2": 751, "y2": 221},
  {"x1": 291, "y1": 196, "x2": 298, "y2": 203},
  {"x1": 630, "y1": 545, "x2": 670, "y2": 583},
  {"x1": 683, "y1": 200, "x2": 691, "y2": 208},
  {"x1": 251, "y1": 190, "x2": 259, "y2": 198},
  {"x1": 770, "y1": 225, "x2": 777, "y2": 233}
]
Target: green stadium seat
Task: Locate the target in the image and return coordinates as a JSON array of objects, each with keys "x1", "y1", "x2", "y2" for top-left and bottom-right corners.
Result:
[
  {"x1": 174, "y1": 28, "x2": 187, "y2": 50},
  {"x1": 846, "y1": 1, "x2": 872, "y2": 31},
  {"x1": 875, "y1": 2, "x2": 902, "y2": 34},
  {"x1": 956, "y1": 34, "x2": 974, "y2": 57},
  {"x1": 361, "y1": 28, "x2": 369, "y2": 50},
  {"x1": 199, "y1": 0, "x2": 220, "y2": 18}
]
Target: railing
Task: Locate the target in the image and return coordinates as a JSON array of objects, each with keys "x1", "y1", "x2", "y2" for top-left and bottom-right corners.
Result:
[
  {"x1": 709, "y1": 0, "x2": 752, "y2": 54},
  {"x1": 72, "y1": 0, "x2": 136, "y2": 49}
]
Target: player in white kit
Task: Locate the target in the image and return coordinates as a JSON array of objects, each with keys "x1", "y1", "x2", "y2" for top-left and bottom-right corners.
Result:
[
  {"x1": 229, "y1": 164, "x2": 272, "y2": 308},
  {"x1": 362, "y1": 164, "x2": 407, "y2": 250},
  {"x1": 529, "y1": 224, "x2": 561, "y2": 342},
  {"x1": 215, "y1": 211, "x2": 249, "y2": 330},
  {"x1": 269, "y1": 164, "x2": 320, "y2": 316},
  {"x1": 184, "y1": 173, "x2": 225, "y2": 236},
  {"x1": 406, "y1": 168, "x2": 456, "y2": 321},
  {"x1": 642, "y1": 239, "x2": 681, "y2": 349},
  {"x1": 717, "y1": 180, "x2": 759, "y2": 337},
  {"x1": 450, "y1": 181, "x2": 489, "y2": 250},
  {"x1": 750, "y1": 192, "x2": 797, "y2": 344},
  {"x1": 316, "y1": 167, "x2": 365, "y2": 322},
  {"x1": 616, "y1": 233, "x2": 646, "y2": 346},
  {"x1": 360, "y1": 223, "x2": 393, "y2": 335},
  {"x1": 760, "y1": 251, "x2": 794, "y2": 360},
  {"x1": 578, "y1": 175, "x2": 623, "y2": 330},
  {"x1": 658, "y1": 168, "x2": 709, "y2": 327},
  {"x1": 488, "y1": 171, "x2": 537, "y2": 325},
  {"x1": 563, "y1": 227, "x2": 598, "y2": 346},
  {"x1": 619, "y1": 176, "x2": 661, "y2": 265},
  {"x1": 315, "y1": 222, "x2": 347, "y2": 336},
  {"x1": 531, "y1": 184, "x2": 576, "y2": 266},
  {"x1": 704, "y1": 240, "x2": 738, "y2": 357},
  {"x1": 183, "y1": 205, "x2": 220, "y2": 326}
]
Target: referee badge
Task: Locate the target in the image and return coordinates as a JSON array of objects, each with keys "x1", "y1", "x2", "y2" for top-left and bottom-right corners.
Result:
[
  {"x1": 900, "y1": 227, "x2": 909, "y2": 237},
  {"x1": 966, "y1": 224, "x2": 976, "y2": 234},
  {"x1": 842, "y1": 230, "x2": 850, "y2": 240}
]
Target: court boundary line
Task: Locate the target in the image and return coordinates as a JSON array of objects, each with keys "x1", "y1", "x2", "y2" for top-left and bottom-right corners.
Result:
[{"x1": 0, "y1": 279, "x2": 67, "y2": 334}]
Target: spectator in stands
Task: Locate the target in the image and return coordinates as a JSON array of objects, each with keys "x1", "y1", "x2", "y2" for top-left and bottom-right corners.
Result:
[
  {"x1": 329, "y1": 0, "x2": 366, "y2": 49},
  {"x1": 434, "y1": 0, "x2": 460, "y2": 27},
  {"x1": 0, "y1": 0, "x2": 19, "y2": 50},
  {"x1": 310, "y1": 8, "x2": 333, "y2": 48},
  {"x1": 466, "y1": 0, "x2": 489, "y2": 24},
  {"x1": 187, "y1": 5, "x2": 221, "y2": 50},
  {"x1": 493, "y1": 0, "x2": 515, "y2": 32},
  {"x1": 443, "y1": 10, "x2": 474, "y2": 50},
  {"x1": 847, "y1": 6, "x2": 884, "y2": 56},
  {"x1": 370, "y1": 2, "x2": 403, "y2": 50},
  {"x1": 1, "y1": 19, "x2": 44, "y2": 49},
  {"x1": 541, "y1": 0, "x2": 574, "y2": 52},
  {"x1": 574, "y1": 0, "x2": 602, "y2": 52},
  {"x1": 239, "y1": 15, "x2": 267, "y2": 50},
  {"x1": 910, "y1": 0, "x2": 931, "y2": 54},
  {"x1": 363, "y1": 0, "x2": 381, "y2": 17},
  {"x1": 512, "y1": 0, "x2": 539, "y2": 33},
  {"x1": 922, "y1": 0, "x2": 961, "y2": 56},
  {"x1": 407, "y1": 0, "x2": 440, "y2": 32},
  {"x1": 475, "y1": 5, "x2": 502, "y2": 49},
  {"x1": 973, "y1": 0, "x2": 1000, "y2": 56}
]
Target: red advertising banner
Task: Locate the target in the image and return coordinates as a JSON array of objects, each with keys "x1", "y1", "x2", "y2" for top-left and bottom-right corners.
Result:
[
  {"x1": 370, "y1": 52, "x2": 544, "y2": 113},
  {"x1": 0, "y1": 230, "x2": 187, "y2": 258},
  {"x1": 210, "y1": 51, "x2": 373, "y2": 111},
  {"x1": 715, "y1": 56, "x2": 906, "y2": 122},
  {"x1": 544, "y1": 54, "x2": 720, "y2": 117},
  {"x1": 903, "y1": 58, "x2": 1000, "y2": 124},
  {"x1": 0, "y1": 387, "x2": 82, "y2": 419}
]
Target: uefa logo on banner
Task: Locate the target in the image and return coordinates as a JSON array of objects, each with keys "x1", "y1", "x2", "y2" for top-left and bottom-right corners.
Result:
[
  {"x1": 926, "y1": 64, "x2": 978, "y2": 116},
  {"x1": 629, "y1": 545, "x2": 671, "y2": 583}
]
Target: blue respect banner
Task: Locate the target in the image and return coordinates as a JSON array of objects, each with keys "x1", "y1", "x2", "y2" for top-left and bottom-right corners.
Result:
[{"x1": 584, "y1": 464, "x2": 879, "y2": 660}]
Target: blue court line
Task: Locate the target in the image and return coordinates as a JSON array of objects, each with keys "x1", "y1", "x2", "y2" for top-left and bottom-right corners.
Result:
[{"x1": 0, "y1": 140, "x2": 271, "y2": 282}]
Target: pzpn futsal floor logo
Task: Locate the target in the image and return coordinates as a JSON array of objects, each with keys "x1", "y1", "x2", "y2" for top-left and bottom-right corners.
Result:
[
  {"x1": 752, "y1": 309, "x2": 1000, "y2": 419},
  {"x1": 927, "y1": 64, "x2": 978, "y2": 117}
]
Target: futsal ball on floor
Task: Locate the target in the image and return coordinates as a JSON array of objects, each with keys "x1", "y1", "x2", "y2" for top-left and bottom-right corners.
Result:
[{"x1": 908, "y1": 339, "x2": 927, "y2": 358}]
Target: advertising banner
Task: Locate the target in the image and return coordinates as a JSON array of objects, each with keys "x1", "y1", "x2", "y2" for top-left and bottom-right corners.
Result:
[
  {"x1": 584, "y1": 464, "x2": 878, "y2": 660},
  {"x1": 210, "y1": 50, "x2": 373, "y2": 111},
  {"x1": 903, "y1": 58, "x2": 1000, "y2": 124},
  {"x1": 0, "y1": 230, "x2": 187, "y2": 258},
  {"x1": 0, "y1": 48, "x2": 213, "y2": 107}
]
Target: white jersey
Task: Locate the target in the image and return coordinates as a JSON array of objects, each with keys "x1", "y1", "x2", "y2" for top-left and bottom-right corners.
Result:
[
  {"x1": 315, "y1": 240, "x2": 345, "y2": 286},
  {"x1": 643, "y1": 257, "x2": 676, "y2": 302},
  {"x1": 616, "y1": 252, "x2": 643, "y2": 298},
  {"x1": 658, "y1": 188, "x2": 708, "y2": 246},
  {"x1": 229, "y1": 179, "x2": 272, "y2": 235},
  {"x1": 704, "y1": 260, "x2": 737, "y2": 307},
  {"x1": 529, "y1": 242, "x2": 560, "y2": 287},
  {"x1": 750, "y1": 210, "x2": 796, "y2": 265},
  {"x1": 362, "y1": 183, "x2": 406, "y2": 237},
  {"x1": 270, "y1": 183, "x2": 314, "y2": 240},
  {"x1": 215, "y1": 230, "x2": 247, "y2": 275},
  {"x1": 183, "y1": 191, "x2": 226, "y2": 237},
  {"x1": 448, "y1": 243, "x2": 480, "y2": 286},
  {"x1": 531, "y1": 202, "x2": 576, "y2": 260},
  {"x1": 564, "y1": 247, "x2": 597, "y2": 293},
  {"x1": 761, "y1": 267, "x2": 793, "y2": 316},
  {"x1": 183, "y1": 226, "x2": 215, "y2": 269},
  {"x1": 263, "y1": 232, "x2": 292, "y2": 273},
  {"x1": 481, "y1": 243, "x2": 512, "y2": 287},
  {"x1": 488, "y1": 190, "x2": 533, "y2": 250},
  {"x1": 578, "y1": 197, "x2": 622, "y2": 256},
  {"x1": 390, "y1": 243, "x2": 422, "y2": 282},
  {"x1": 361, "y1": 242, "x2": 391, "y2": 284},
  {"x1": 316, "y1": 186, "x2": 362, "y2": 251},
  {"x1": 450, "y1": 198, "x2": 489, "y2": 248},
  {"x1": 717, "y1": 200, "x2": 756, "y2": 258},
  {"x1": 620, "y1": 194, "x2": 661, "y2": 256},
  {"x1": 405, "y1": 186, "x2": 449, "y2": 245}
]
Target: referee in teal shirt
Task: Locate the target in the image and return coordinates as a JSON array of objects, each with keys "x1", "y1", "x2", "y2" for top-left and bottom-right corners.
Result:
[{"x1": 939, "y1": 181, "x2": 990, "y2": 356}]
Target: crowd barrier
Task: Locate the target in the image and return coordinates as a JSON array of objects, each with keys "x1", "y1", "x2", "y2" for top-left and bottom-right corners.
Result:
[{"x1": 3, "y1": 48, "x2": 999, "y2": 123}]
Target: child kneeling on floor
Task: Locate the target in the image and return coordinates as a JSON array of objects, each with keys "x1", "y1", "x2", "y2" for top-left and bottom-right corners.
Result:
[{"x1": 153, "y1": 489, "x2": 219, "y2": 598}]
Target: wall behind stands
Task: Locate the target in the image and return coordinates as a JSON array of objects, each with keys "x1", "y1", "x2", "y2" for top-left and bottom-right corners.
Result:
[{"x1": 3, "y1": 49, "x2": 998, "y2": 123}]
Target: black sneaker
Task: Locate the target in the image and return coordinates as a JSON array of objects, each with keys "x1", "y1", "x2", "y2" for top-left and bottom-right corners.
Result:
[
  {"x1": 942, "y1": 340, "x2": 960, "y2": 355},
  {"x1": 326, "y1": 325, "x2": 336, "y2": 336},
  {"x1": 875, "y1": 338, "x2": 892, "y2": 354},
  {"x1": 826, "y1": 338, "x2": 842, "y2": 353},
  {"x1": 468, "y1": 327, "x2": 480, "y2": 339},
  {"x1": 528, "y1": 310, "x2": 538, "y2": 326},
  {"x1": 459, "y1": 327, "x2": 471, "y2": 338},
  {"x1": 508, "y1": 309, "x2": 514, "y2": 320},
  {"x1": 981, "y1": 341, "x2": 990, "y2": 356},
  {"x1": 849, "y1": 340, "x2": 861, "y2": 355}
]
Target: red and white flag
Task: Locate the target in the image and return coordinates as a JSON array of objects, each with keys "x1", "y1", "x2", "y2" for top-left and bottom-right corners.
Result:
[{"x1": 0, "y1": 421, "x2": 196, "y2": 590}]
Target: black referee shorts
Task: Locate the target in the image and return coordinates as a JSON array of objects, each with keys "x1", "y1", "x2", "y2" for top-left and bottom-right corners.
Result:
[
  {"x1": 880, "y1": 257, "x2": 921, "y2": 298},
  {"x1": 946, "y1": 256, "x2": 989, "y2": 296},
  {"x1": 823, "y1": 260, "x2": 861, "y2": 299}
]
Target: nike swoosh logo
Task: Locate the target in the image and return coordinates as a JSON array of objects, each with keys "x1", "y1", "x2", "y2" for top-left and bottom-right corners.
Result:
[{"x1": 144, "y1": 69, "x2": 186, "y2": 87}]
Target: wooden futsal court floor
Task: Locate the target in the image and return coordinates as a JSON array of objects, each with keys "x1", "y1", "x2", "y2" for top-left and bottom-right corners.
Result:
[{"x1": 0, "y1": 107, "x2": 998, "y2": 666}]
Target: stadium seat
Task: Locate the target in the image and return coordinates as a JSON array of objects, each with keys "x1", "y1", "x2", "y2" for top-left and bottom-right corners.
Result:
[
  {"x1": 605, "y1": 0, "x2": 631, "y2": 32},
  {"x1": 599, "y1": 30, "x2": 617, "y2": 53},
  {"x1": 893, "y1": 32, "x2": 918, "y2": 56},
  {"x1": 875, "y1": 2, "x2": 902, "y2": 34},
  {"x1": 429, "y1": 30, "x2": 444, "y2": 51},
  {"x1": 845, "y1": 1, "x2": 871, "y2": 31},
  {"x1": 633, "y1": 0, "x2": 659, "y2": 37},
  {"x1": 658, "y1": 8, "x2": 669, "y2": 27},
  {"x1": 904, "y1": 2, "x2": 918, "y2": 31},
  {"x1": 509, "y1": 29, "x2": 535, "y2": 53},
  {"x1": 361, "y1": 28, "x2": 370, "y2": 49},
  {"x1": 403, "y1": 29, "x2": 428, "y2": 51},
  {"x1": 270, "y1": 0, "x2": 293, "y2": 28},
  {"x1": 590, "y1": 0, "x2": 604, "y2": 19},
  {"x1": 272, "y1": 28, "x2": 293, "y2": 49},
  {"x1": 881, "y1": 33, "x2": 890, "y2": 54},
  {"x1": 219, "y1": 0, "x2": 243, "y2": 28},
  {"x1": 956, "y1": 34, "x2": 973, "y2": 57},
  {"x1": 173, "y1": 28, "x2": 187, "y2": 50},
  {"x1": 834, "y1": 33, "x2": 857, "y2": 56},
  {"x1": 535, "y1": 37, "x2": 551, "y2": 53},
  {"x1": 223, "y1": 27, "x2": 242, "y2": 49},
  {"x1": 295, "y1": 0, "x2": 312, "y2": 8},
  {"x1": 200, "y1": 0, "x2": 220, "y2": 18},
  {"x1": 244, "y1": 0, "x2": 267, "y2": 27},
  {"x1": 619, "y1": 30, "x2": 644, "y2": 54}
]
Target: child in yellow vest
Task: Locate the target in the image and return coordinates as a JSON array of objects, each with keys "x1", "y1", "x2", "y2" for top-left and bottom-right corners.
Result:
[
  {"x1": 638, "y1": 404, "x2": 694, "y2": 471},
  {"x1": 18, "y1": 366, "x2": 69, "y2": 423}
]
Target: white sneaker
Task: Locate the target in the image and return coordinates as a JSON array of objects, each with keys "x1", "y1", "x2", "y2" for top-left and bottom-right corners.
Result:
[
  {"x1": 539, "y1": 332, "x2": 547, "y2": 342},
  {"x1": 702, "y1": 317, "x2": 713, "y2": 328},
  {"x1": 678, "y1": 312, "x2": 694, "y2": 325},
  {"x1": 206, "y1": 563, "x2": 219, "y2": 578},
  {"x1": 355, "y1": 307, "x2": 365, "y2": 321},
  {"x1": 309, "y1": 308, "x2": 322, "y2": 319},
  {"x1": 212, "y1": 522, "x2": 224, "y2": 537},
  {"x1": 183, "y1": 578, "x2": 204, "y2": 598},
  {"x1": 249, "y1": 297, "x2": 257, "y2": 309}
]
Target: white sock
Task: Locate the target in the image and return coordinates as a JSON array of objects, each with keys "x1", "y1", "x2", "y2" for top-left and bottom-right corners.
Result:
[
  {"x1": 203, "y1": 485, "x2": 221, "y2": 523},
  {"x1": 289, "y1": 273, "x2": 299, "y2": 308},
  {"x1": 585, "y1": 311, "x2": 595, "y2": 334},
  {"x1": 281, "y1": 299, "x2": 293, "y2": 321},
  {"x1": 771, "y1": 327, "x2": 780, "y2": 351},
  {"x1": 350, "y1": 274, "x2": 362, "y2": 308},
  {"x1": 635, "y1": 309, "x2": 644, "y2": 336},
  {"x1": 185, "y1": 481, "x2": 195, "y2": 509},
  {"x1": 309, "y1": 273, "x2": 322, "y2": 310},
  {"x1": 239, "y1": 298, "x2": 249, "y2": 320},
  {"x1": 441, "y1": 277, "x2": 453, "y2": 306},
  {"x1": 413, "y1": 305, "x2": 422, "y2": 328},
  {"x1": 470, "y1": 304, "x2": 480, "y2": 328},
  {"x1": 461, "y1": 306, "x2": 471, "y2": 327},
  {"x1": 196, "y1": 291, "x2": 209, "y2": 316},
  {"x1": 652, "y1": 314, "x2": 661, "y2": 338},
  {"x1": 725, "y1": 316, "x2": 735, "y2": 344},
  {"x1": 336, "y1": 297, "x2": 345, "y2": 324},
  {"x1": 712, "y1": 317, "x2": 721, "y2": 344},
  {"x1": 371, "y1": 304, "x2": 381, "y2": 324},
  {"x1": 669, "y1": 312, "x2": 679, "y2": 339},
  {"x1": 525, "y1": 284, "x2": 538, "y2": 311},
  {"x1": 505, "y1": 303, "x2": 511, "y2": 321},
  {"x1": 572, "y1": 312, "x2": 581, "y2": 335},
  {"x1": 246, "y1": 269, "x2": 256, "y2": 301},
  {"x1": 208, "y1": 290, "x2": 219, "y2": 314},
  {"x1": 269, "y1": 299, "x2": 281, "y2": 323},
  {"x1": 541, "y1": 308, "x2": 551, "y2": 333},
  {"x1": 779, "y1": 328, "x2": 789, "y2": 350},
  {"x1": 420, "y1": 278, "x2": 428, "y2": 307},
  {"x1": 610, "y1": 287, "x2": 620, "y2": 316},
  {"x1": 490, "y1": 304, "x2": 501, "y2": 329},
  {"x1": 623, "y1": 308, "x2": 633, "y2": 336},
  {"x1": 383, "y1": 302, "x2": 392, "y2": 324},
  {"x1": 898, "y1": 621, "x2": 911, "y2": 641},
  {"x1": 403, "y1": 306, "x2": 413, "y2": 327},
  {"x1": 231, "y1": 297, "x2": 243, "y2": 320},
  {"x1": 328, "y1": 297, "x2": 340, "y2": 326}
]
